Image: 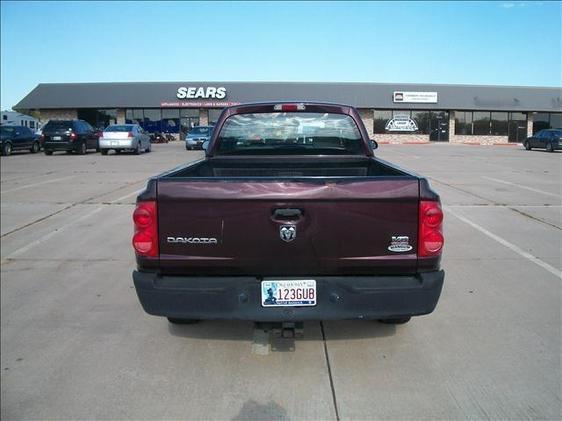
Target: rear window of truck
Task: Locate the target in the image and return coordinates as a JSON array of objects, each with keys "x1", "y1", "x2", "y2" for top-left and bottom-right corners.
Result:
[{"x1": 215, "y1": 112, "x2": 364, "y2": 155}]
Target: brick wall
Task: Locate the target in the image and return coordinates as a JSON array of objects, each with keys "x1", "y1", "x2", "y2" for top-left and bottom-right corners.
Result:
[
  {"x1": 451, "y1": 135, "x2": 509, "y2": 145},
  {"x1": 199, "y1": 109, "x2": 208, "y2": 126},
  {"x1": 527, "y1": 113, "x2": 533, "y2": 137},
  {"x1": 116, "y1": 109, "x2": 126, "y2": 124},
  {"x1": 40, "y1": 109, "x2": 77, "y2": 123},
  {"x1": 374, "y1": 134, "x2": 430, "y2": 144},
  {"x1": 358, "y1": 109, "x2": 374, "y2": 139}
]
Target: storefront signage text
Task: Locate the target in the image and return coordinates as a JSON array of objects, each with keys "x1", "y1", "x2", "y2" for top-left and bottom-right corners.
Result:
[
  {"x1": 176, "y1": 86, "x2": 227, "y2": 99},
  {"x1": 393, "y1": 91, "x2": 438, "y2": 103}
]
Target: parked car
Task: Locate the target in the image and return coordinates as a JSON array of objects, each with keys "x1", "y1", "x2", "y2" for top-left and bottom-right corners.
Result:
[
  {"x1": 1, "y1": 125, "x2": 41, "y2": 156},
  {"x1": 42, "y1": 120, "x2": 99, "y2": 155},
  {"x1": 99, "y1": 124, "x2": 151, "y2": 155},
  {"x1": 132, "y1": 102, "x2": 445, "y2": 326},
  {"x1": 186, "y1": 126, "x2": 213, "y2": 150},
  {"x1": 524, "y1": 129, "x2": 562, "y2": 152}
]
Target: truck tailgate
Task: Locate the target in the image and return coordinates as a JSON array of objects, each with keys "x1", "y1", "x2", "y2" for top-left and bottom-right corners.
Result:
[{"x1": 157, "y1": 178, "x2": 419, "y2": 276}]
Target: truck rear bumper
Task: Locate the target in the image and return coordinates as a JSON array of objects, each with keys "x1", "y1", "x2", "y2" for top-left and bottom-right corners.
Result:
[{"x1": 133, "y1": 270, "x2": 444, "y2": 321}]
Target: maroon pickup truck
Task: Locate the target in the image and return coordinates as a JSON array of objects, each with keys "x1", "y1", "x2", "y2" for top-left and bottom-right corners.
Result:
[{"x1": 132, "y1": 102, "x2": 444, "y2": 325}]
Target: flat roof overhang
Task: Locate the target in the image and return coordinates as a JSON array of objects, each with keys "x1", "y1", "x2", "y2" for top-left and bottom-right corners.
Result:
[{"x1": 13, "y1": 81, "x2": 562, "y2": 113}]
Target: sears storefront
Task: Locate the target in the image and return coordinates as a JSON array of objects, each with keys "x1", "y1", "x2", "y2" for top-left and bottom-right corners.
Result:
[{"x1": 14, "y1": 82, "x2": 561, "y2": 144}]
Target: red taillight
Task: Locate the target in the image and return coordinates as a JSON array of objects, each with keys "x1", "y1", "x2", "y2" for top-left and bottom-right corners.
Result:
[
  {"x1": 133, "y1": 201, "x2": 158, "y2": 257},
  {"x1": 274, "y1": 103, "x2": 306, "y2": 112},
  {"x1": 69, "y1": 132, "x2": 77, "y2": 141},
  {"x1": 418, "y1": 200, "x2": 444, "y2": 257},
  {"x1": 128, "y1": 131, "x2": 134, "y2": 138}
]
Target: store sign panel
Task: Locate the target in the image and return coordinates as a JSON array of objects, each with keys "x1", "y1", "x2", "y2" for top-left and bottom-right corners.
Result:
[
  {"x1": 393, "y1": 91, "x2": 438, "y2": 103},
  {"x1": 176, "y1": 86, "x2": 227, "y2": 99},
  {"x1": 161, "y1": 101, "x2": 240, "y2": 108}
]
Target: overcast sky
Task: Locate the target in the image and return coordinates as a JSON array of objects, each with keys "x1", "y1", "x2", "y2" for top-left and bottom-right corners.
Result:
[{"x1": 1, "y1": 1, "x2": 560, "y2": 111}]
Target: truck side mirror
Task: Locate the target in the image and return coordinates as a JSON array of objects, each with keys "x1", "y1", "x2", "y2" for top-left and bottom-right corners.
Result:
[{"x1": 371, "y1": 139, "x2": 378, "y2": 150}]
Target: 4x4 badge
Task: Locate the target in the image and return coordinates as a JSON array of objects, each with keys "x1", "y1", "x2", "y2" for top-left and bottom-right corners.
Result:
[
  {"x1": 388, "y1": 236, "x2": 413, "y2": 252},
  {"x1": 279, "y1": 225, "x2": 296, "y2": 242}
]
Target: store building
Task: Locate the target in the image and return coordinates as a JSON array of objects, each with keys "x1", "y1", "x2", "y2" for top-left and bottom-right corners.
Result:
[{"x1": 13, "y1": 82, "x2": 562, "y2": 144}]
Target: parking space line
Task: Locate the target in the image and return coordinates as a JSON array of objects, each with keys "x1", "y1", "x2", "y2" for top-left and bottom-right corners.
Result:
[
  {"x1": 447, "y1": 205, "x2": 562, "y2": 208},
  {"x1": 112, "y1": 189, "x2": 143, "y2": 203},
  {"x1": 3, "y1": 206, "x2": 105, "y2": 260},
  {"x1": 482, "y1": 176, "x2": 561, "y2": 198},
  {"x1": 445, "y1": 206, "x2": 562, "y2": 280},
  {"x1": 1, "y1": 175, "x2": 77, "y2": 194},
  {"x1": 1, "y1": 187, "x2": 142, "y2": 262}
]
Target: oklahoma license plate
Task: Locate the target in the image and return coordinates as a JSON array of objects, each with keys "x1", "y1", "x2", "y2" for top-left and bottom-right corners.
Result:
[{"x1": 261, "y1": 280, "x2": 316, "y2": 307}]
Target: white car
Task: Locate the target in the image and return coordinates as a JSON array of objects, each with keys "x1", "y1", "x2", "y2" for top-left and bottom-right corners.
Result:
[{"x1": 99, "y1": 124, "x2": 151, "y2": 155}]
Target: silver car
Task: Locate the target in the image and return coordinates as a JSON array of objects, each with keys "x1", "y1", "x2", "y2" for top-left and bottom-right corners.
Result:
[{"x1": 99, "y1": 124, "x2": 151, "y2": 155}]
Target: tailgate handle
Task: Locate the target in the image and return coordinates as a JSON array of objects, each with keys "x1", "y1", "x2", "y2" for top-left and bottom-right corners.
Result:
[{"x1": 272, "y1": 208, "x2": 303, "y2": 220}]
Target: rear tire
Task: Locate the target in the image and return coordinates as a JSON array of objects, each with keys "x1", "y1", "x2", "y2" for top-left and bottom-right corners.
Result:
[
  {"x1": 146, "y1": 143, "x2": 151, "y2": 153},
  {"x1": 44, "y1": 150, "x2": 53, "y2": 155},
  {"x1": 546, "y1": 142, "x2": 554, "y2": 152},
  {"x1": 167, "y1": 318, "x2": 200, "y2": 325},
  {"x1": 524, "y1": 141, "x2": 531, "y2": 150},
  {"x1": 78, "y1": 143, "x2": 87, "y2": 155},
  {"x1": 101, "y1": 149, "x2": 108, "y2": 155},
  {"x1": 30, "y1": 142, "x2": 40, "y2": 153},
  {"x1": 135, "y1": 143, "x2": 141, "y2": 155},
  {"x1": 378, "y1": 317, "x2": 411, "y2": 325},
  {"x1": 2, "y1": 142, "x2": 12, "y2": 156}
]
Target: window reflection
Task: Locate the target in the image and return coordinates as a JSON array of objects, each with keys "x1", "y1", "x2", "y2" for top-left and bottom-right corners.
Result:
[
  {"x1": 162, "y1": 109, "x2": 180, "y2": 134},
  {"x1": 491, "y1": 112, "x2": 508, "y2": 135}
]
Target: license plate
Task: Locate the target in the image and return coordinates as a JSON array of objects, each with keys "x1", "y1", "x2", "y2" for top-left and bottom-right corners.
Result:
[
  {"x1": 52, "y1": 136, "x2": 61, "y2": 140},
  {"x1": 111, "y1": 141, "x2": 118, "y2": 146},
  {"x1": 261, "y1": 280, "x2": 316, "y2": 307}
]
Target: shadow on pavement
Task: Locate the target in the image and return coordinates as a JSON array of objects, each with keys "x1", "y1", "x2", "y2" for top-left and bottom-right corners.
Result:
[{"x1": 167, "y1": 319, "x2": 397, "y2": 342}]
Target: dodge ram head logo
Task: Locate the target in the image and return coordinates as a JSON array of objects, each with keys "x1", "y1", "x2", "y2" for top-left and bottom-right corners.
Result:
[{"x1": 279, "y1": 225, "x2": 296, "y2": 242}]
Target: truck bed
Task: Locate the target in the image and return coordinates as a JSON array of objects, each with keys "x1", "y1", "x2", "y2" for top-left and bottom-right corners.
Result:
[{"x1": 162, "y1": 157, "x2": 408, "y2": 179}]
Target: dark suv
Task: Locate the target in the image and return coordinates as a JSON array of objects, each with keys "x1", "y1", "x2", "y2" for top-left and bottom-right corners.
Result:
[
  {"x1": 42, "y1": 120, "x2": 99, "y2": 155},
  {"x1": 524, "y1": 129, "x2": 562, "y2": 152},
  {"x1": 1, "y1": 125, "x2": 40, "y2": 156}
]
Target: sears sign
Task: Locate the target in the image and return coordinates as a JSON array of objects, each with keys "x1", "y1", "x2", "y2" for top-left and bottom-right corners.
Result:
[{"x1": 176, "y1": 86, "x2": 227, "y2": 99}]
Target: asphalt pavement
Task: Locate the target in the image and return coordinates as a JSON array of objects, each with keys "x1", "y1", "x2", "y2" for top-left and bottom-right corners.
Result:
[{"x1": 1, "y1": 142, "x2": 560, "y2": 420}]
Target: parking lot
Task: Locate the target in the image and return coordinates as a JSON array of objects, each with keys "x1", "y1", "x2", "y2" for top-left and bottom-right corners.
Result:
[{"x1": 1, "y1": 142, "x2": 560, "y2": 420}]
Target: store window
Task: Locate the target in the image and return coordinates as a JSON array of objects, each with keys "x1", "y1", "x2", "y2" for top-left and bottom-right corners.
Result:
[
  {"x1": 125, "y1": 109, "x2": 144, "y2": 126},
  {"x1": 373, "y1": 110, "x2": 448, "y2": 141},
  {"x1": 533, "y1": 112, "x2": 562, "y2": 134},
  {"x1": 550, "y1": 113, "x2": 562, "y2": 129},
  {"x1": 373, "y1": 110, "x2": 392, "y2": 134},
  {"x1": 162, "y1": 109, "x2": 180, "y2": 134},
  {"x1": 490, "y1": 112, "x2": 508, "y2": 135},
  {"x1": 77, "y1": 109, "x2": 117, "y2": 129},
  {"x1": 533, "y1": 113, "x2": 549, "y2": 133},
  {"x1": 455, "y1": 111, "x2": 472, "y2": 135},
  {"x1": 143, "y1": 109, "x2": 161, "y2": 133},
  {"x1": 411, "y1": 111, "x2": 431, "y2": 134},
  {"x1": 208, "y1": 109, "x2": 223, "y2": 125},
  {"x1": 472, "y1": 112, "x2": 491, "y2": 135}
]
